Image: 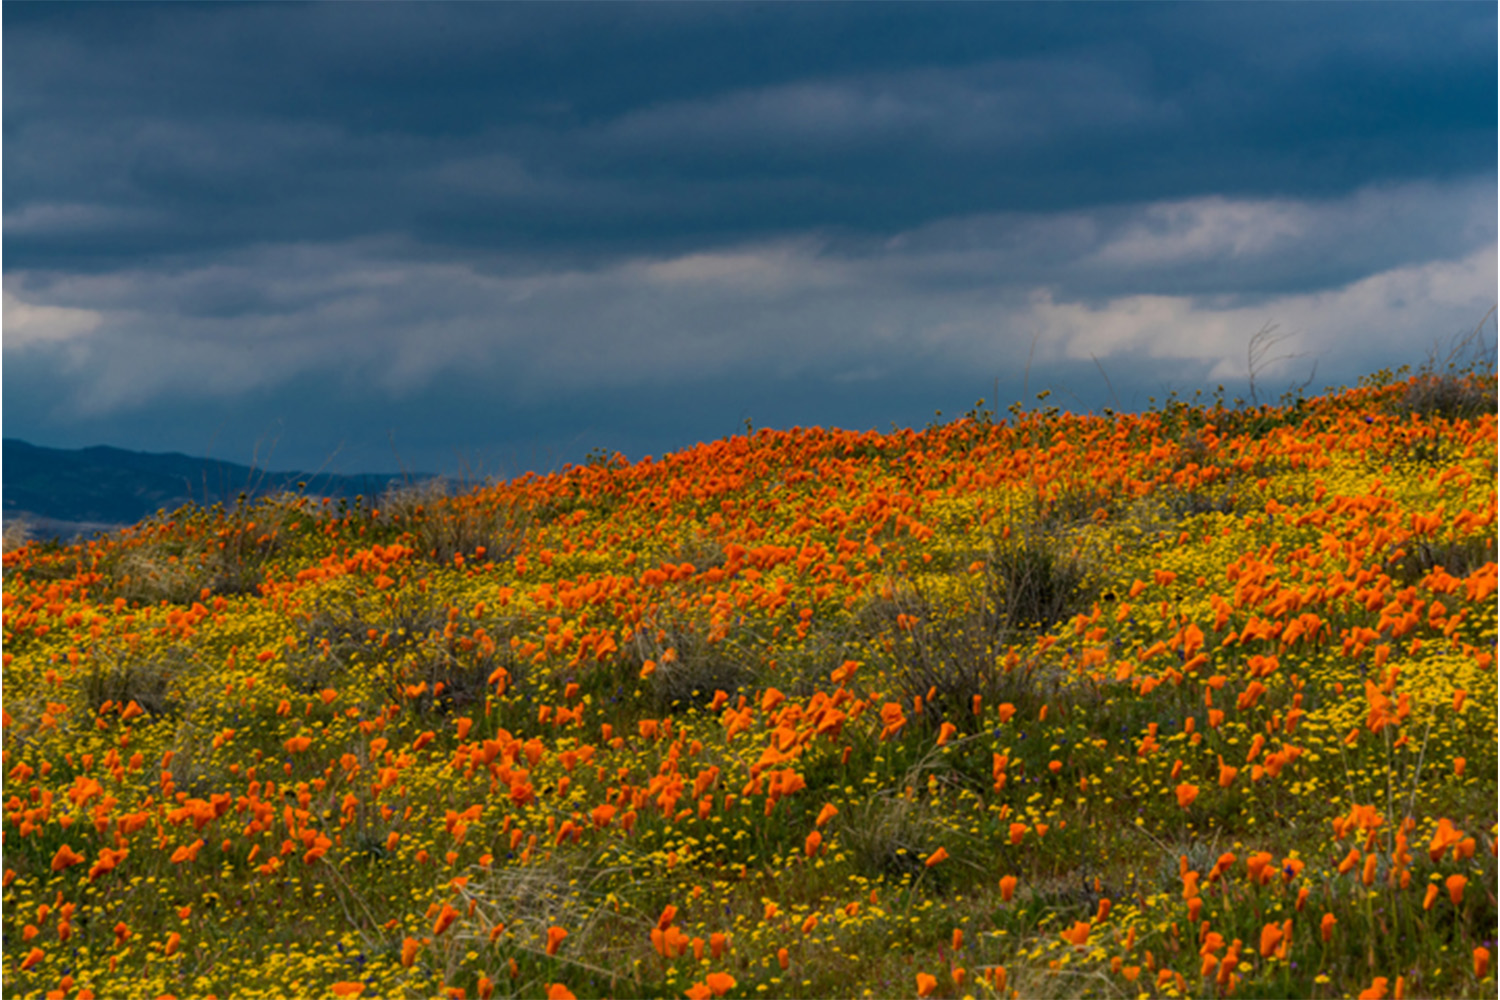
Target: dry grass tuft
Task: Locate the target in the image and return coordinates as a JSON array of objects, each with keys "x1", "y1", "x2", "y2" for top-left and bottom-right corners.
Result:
[
  {"x1": 379, "y1": 478, "x2": 530, "y2": 565},
  {"x1": 2, "y1": 517, "x2": 32, "y2": 553}
]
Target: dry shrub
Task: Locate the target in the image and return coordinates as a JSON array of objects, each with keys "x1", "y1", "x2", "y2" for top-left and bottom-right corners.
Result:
[
  {"x1": 80, "y1": 641, "x2": 192, "y2": 719},
  {"x1": 109, "y1": 549, "x2": 209, "y2": 605},
  {"x1": 839, "y1": 782, "x2": 976, "y2": 894},
  {"x1": 101, "y1": 493, "x2": 302, "y2": 605},
  {"x1": 841, "y1": 792, "x2": 934, "y2": 884},
  {"x1": 454, "y1": 851, "x2": 645, "y2": 987},
  {"x1": 1398, "y1": 312, "x2": 1498, "y2": 421},
  {"x1": 1399, "y1": 372, "x2": 1497, "y2": 422},
  {"x1": 378, "y1": 479, "x2": 529, "y2": 565},
  {"x1": 1386, "y1": 536, "x2": 1498, "y2": 586},
  {"x1": 208, "y1": 491, "x2": 302, "y2": 594},
  {"x1": 297, "y1": 583, "x2": 521, "y2": 715},
  {"x1": 296, "y1": 585, "x2": 444, "y2": 695},
  {"x1": 627, "y1": 612, "x2": 754, "y2": 714},
  {"x1": 876, "y1": 528, "x2": 1092, "y2": 728},
  {"x1": 862, "y1": 581, "x2": 995, "y2": 727},
  {"x1": 981, "y1": 534, "x2": 1091, "y2": 633},
  {"x1": 2, "y1": 517, "x2": 32, "y2": 554},
  {"x1": 667, "y1": 532, "x2": 727, "y2": 573},
  {"x1": 1037, "y1": 483, "x2": 1117, "y2": 531},
  {"x1": 83, "y1": 658, "x2": 176, "y2": 719}
]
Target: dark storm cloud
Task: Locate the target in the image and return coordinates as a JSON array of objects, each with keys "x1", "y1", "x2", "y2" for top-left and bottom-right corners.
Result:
[
  {"x1": 6, "y1": 3, "x2": 1493, "y2": 269},
  {"x1": 4, "y1": 2, "x2": 1495, "y2": 474}
]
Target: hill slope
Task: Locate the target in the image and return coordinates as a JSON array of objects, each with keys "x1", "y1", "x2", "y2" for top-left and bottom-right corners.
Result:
[{"x1": 2, "y1": 370, "x2": 1495, "y2": 999}]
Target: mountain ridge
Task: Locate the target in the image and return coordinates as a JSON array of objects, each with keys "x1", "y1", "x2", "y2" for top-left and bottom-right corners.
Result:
[{"x1": 2, "y1": 438, "x2": 427, "y2": 541}]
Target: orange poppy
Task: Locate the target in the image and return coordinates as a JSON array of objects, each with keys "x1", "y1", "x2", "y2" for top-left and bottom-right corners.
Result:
[
  {"x1": 805, "y1": 831, "x2": 823, "y2": 857},
  {"x1": 49, "y1": 844, "x2": 84, "y2": 873},
  {"x1": 1259, "y1": 923, "x2": 1284, "y2": 958},
  {"x1": 1428, "y1": 818, "x2": 1464, "y2": 861},
  {"x1": 1060, "y1": 921, "x2": 1091, "y2": 947}
]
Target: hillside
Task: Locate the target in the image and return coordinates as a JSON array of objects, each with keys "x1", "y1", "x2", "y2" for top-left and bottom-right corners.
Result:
[
  {"x1": 1, "y1": 368, "x2": 1495, "y2": 1000},
  {"x1": 2, "y1": 439, "x2": 420, "y2": 541}
]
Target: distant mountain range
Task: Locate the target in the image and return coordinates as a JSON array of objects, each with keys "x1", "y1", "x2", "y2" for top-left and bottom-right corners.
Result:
[{"x1": 3, "y1": 439, "x2": 426, "y2": 542}]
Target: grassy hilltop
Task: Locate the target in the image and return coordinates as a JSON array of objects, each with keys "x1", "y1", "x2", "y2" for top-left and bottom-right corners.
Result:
[{"x1": 2, "y1": 364, "x2": 1496, "y2": 1000}]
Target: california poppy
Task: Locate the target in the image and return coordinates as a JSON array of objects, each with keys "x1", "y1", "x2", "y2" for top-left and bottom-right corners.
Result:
[
  {"x1": 1259, "y1": 923, "x2": 1284, "y2": 958},
  {"x1": 804, "y1": 828, "x2": 825, "y2": 856},
  {"x1": 49, "y1": 844, "x2": 84, "y2": 873},
  {"x1": 1061, "y1": 921, "x2": 1091, "y2": 947}
]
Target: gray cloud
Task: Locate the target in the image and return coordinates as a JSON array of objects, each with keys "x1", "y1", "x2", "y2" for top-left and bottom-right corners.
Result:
[
  {"x1": 3, "y1": 3, "x2": 1494, "y2": 473},
  {"x1": 583, "y1": 53, "x2": 1177, "y2": 165},
  {"x1": 7, "y1": 4, "x2": 1493, "y2": 269},
  {"x1": 8, "y1": 178, "x2": 1492, "y2": 424}
]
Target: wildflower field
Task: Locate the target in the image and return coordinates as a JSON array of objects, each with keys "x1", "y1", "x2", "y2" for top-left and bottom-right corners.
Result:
[{"x1": 3, "y1": 366, "x2": 1496, "y2": 1000}]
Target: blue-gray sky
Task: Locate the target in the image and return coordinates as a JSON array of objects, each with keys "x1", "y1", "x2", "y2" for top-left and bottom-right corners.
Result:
[{"x1": 4, "y1": 2, "x2": 1496, "y2": 476}]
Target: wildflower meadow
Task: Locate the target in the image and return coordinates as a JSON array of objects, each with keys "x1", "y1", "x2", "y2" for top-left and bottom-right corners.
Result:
[{"x1": 3, "y1": 363, "x2": 1495, "y2": 1000}]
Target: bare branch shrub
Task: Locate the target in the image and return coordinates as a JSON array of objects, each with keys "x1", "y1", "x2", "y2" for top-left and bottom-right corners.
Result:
[
  {"x1": 1397, "y1": 308, "x2": 1498, "y2": 421},
  {"x1": 100, "y1": 492, "x2": 304, "y2": 605},
  {"x1": 2, "y1": 517, "x2": 32, "y2": 554},
  {"x1": 297, "y1": 584, "x2": 523, "y2": 715},
  {"x1": 872, "y1": 527, "x2": 1093, "y2": 730},
  {"x1": 627, "y1": 611, "x2": 755, "y2": 714},
  {"x1": 80, "y1": 640, "x2": 194, "y2": 719},
  {"x1": 378, "y1": 478, "x2": 529, "y2": 565}
]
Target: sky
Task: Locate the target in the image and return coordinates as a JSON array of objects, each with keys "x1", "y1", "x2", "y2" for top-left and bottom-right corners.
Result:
[{"x1": 4, "y1": 2, "x2": 1496, "y2": 478}]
